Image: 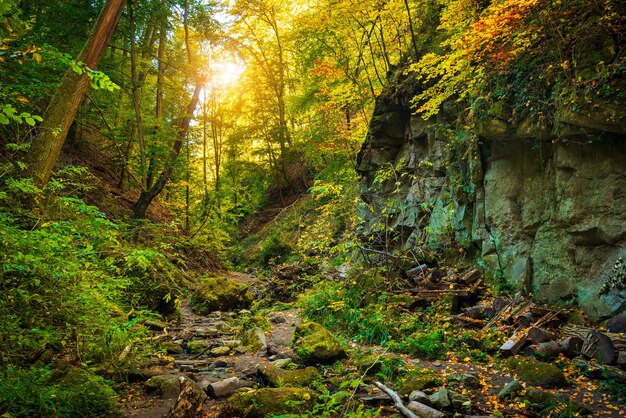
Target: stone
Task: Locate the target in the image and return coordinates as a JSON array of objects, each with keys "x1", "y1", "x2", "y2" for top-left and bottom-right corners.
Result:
[
  {"x1": 268, "y1": 312, "x2": 287, "y2": 324},
  {"x1": 258, "y1": 365, "x2": 321, "y2": 387},
  {"x1": 498, "y1": 380, "x2": 522, "y2": 399},
  {"x1": 145, "y1": 374, "x2": 185, "y2": 399},
  {"x1": 210, "y1": 346, "x2": 231, "y2": 357},
  {"x1": 242, "y1": 327, "x2": 267, "y2": 352},
  {"x1": 187, "y1": 340, "x2": 209, "y2": 354},
  {"x1": 617, "y1": 351, "x2": 626, "y2": 366},
  {"x1": 507, "y1": 358, "x2": 567, "y2": 388},
  {"x1": 458, "y1": 373, "x2": 481, "y2": 389},
  {"x1": 397, "y1": 369, "x2": 442, "y2": 395},
  {"x1": 448, "y1": 390, "x2": 470, "y2": 411},
  {"x1": 272, "y1": 358, "x2": 294, "y2": 369},
  {"x1": 190, "y1": 276, "x2": 253, "y2": 314},
  {"x1": 220, "y1": 340, "x2": 242, "y2": 349},
  {"x1": 526, "y1": 387, "x2": 591, "y2": 416},
  {"x1": 224, "y1": 387, "x2": 315, "y2": 418},
  {"x1": 409, "y1": 390, "x2": 431, "y2": 406},
  {"x1": 428, "y1": 388, "x2": 452, "y2": 410},
  {"x1": 292, "y1": 321, "x2": 346, "y2": 365},
  {"x1": 167, "y1": 376, "x2": 207, "y2": 417},
  {"x1": 161, "y1": 341, "x2": 184, "y2": 354},
  {"x1": 607, "y1": 315, "x2": 626, "y2": 333}
]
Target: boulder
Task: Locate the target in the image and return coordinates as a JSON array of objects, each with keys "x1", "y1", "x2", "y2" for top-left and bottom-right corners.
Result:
[
  {"x1": 258, "y1": 365, "x2": 321, "y2": 387},
  {"x1": 428, "y1": 388, "x2": 452, "y2": 410},
  {"x1": 527, "y1": 387, "x2": 591, "y2": 416},
  {"x1": 161, "y1": 341, "x2": 184, "y2": 354},
  {"x1": 292, "y1": 321, "x2": 346, "y2": 365},
  {"x1": 448, "y1": 390, "x2": 470, "y2": 411},
  {"x1": 409, "y1": 390, "x2": 431, "y2": 406},
  {"x1": 223, "y1": 387, "x2": 314, "y2": 418},
  {"x1": 507, "y1": 358, "x2": 567, "y2": 388},
  {"x1": 166, "y1": 376, "x2": 207, "y2": 418},
  {"x1": 190, "y1": 276, "x2": 253, "y2": 314},
  {"x1": 242, "y1": 327, "x2": 267, "y2": 352},
  {"x1": 145, "y1": 374, "x2": 199, "y2": 399}
]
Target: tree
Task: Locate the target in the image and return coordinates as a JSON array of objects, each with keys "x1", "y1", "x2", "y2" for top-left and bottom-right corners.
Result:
[{"x1": 25, "y1": 0, "x2": 127, "y2": 188}]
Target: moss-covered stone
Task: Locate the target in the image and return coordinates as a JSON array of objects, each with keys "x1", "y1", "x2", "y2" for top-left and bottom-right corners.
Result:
[
  {"x1": 396, "y1": 368, "x2": 442, "y2": 396},
  {"x1": 161, "y1": 341, "x2": 183, "y2": 354},
  {"x1": 258, "y1": 365, "x2": 321, "y2": 387},
  {"x1": 187, "y1": 340, "x2": 209, "y2": 354},
  {"x1": 242, "y1": 327, "x2": 267, "y2": 352},
  {"x1": 527, "y1": 387, "x2": 591, "y2": 415},
  {"x1": 243, "y1": 315, "x2": 270, "y2": 330},
  {"x1": 145, "y1": 374, "x2": 183, "y2": 399},
  {"x1": 507, "y1": 357, "x2": 567, "y2": 388},
  {"x1": 210, "y1": 346, "x2": 231, "y2": 356},
  {"x1": 292, "y1": 321, "x2": 346, "y2": 365},
  {"x1": 224, "y1": 387, "x2": 314, "y2": 418},
  {"x1": 190, "y1": 276, "x2": 253, "y2": 314}
]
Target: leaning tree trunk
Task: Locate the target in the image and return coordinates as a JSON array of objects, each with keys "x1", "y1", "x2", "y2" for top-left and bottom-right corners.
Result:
[
  {"x1": 132, "y1": 82, "x2": 202, "y2": 218},
  {"x1": 25, "y1": 0, "x2": 126, "y2": 188}
]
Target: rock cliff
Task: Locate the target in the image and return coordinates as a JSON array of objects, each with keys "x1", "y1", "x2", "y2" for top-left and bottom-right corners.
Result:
[{"x1": 357, "y1": 92, "x2": 626, "y2": 322}]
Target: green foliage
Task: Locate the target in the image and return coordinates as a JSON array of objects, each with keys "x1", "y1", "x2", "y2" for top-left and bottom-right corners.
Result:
[{"x1": 0, "y1": 365, "x2": 119, "y2": 417}]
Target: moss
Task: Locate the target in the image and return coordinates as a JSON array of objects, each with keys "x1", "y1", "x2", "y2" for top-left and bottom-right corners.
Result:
[
  {"x1": 242, "y1": 327, "x2": 267, "y2": 352},
  {"x1": 243, "y1": 315, "x2": 270, "y2": 330},
  {"x1": 507, "y1": 357, "x2": 567, "y2": 388},
  {"x1": 293, "y1": 321, "x2": 346, "y2": 365},
  {"x1": 190, "y1": 276, "x2": 253, "y2": 314},
  {"x1": 259, "y1": 365, "x2": 321, "y2": 387},
  {"x1": 526, "y1": 387, "x2": 591, "y2": 416},
  {"x1": 161, "y1": 341, "x2": 183, "y2": 354},
  {"x1": 396, "y1": 368, "x2": 442, "y2": 396},
  {"x1": 224, "y1": 387, "x2": 314, "y2": 418},
  {"x1": 187, "y1": 340, "x2": 209, "y2": 354}
]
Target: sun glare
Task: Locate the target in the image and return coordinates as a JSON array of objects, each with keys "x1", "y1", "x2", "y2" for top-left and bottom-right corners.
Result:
[{"x1": 210, "y1": 59, "x2": 245, "y2": 88}]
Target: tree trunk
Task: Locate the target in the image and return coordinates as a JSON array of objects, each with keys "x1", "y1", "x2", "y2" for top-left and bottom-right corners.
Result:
[
  {"x1": 132, "y1": 82, "x2": 202, "y2": 218},
  {"x1": 25, "y1": 0, "x2": 126, "y2": 188}
]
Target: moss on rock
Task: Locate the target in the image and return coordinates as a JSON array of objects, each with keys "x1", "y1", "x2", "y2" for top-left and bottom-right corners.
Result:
[
  {"x1": 292, "y1": 321, "x2": 346, "y2": 365},
  {"x1": 396, "y1": 368, "x2": 442, "y2": 396},
  {"x1": 224, "y1": 387, "x2": 314, "y2": 418},
  {"x1": 190, "y1": 276, "x2": 253, "y2": 314},
  {"x1": 258, "y1": 365, "x2": 321, "y2": 387},
  {"x1": 507, "y1": 357, "x2": 567, "y2": 388}
]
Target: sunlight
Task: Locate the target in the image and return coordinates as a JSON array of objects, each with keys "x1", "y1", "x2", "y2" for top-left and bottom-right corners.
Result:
[{"x1": 209, "y1": 59, "x2": 245, "y2": 89}]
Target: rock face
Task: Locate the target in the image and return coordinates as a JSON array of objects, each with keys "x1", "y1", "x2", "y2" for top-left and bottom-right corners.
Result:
[{"x1": 357, "y1": 93, "x2": 626, "y2": 322}]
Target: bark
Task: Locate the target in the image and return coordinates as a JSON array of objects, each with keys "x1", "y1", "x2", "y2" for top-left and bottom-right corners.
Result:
[
  {"x1": 132, "y1": 82, "x2": 202, "y2": 218},
  {"x1": 25, "y1": 0, "x2": 127, "y2": 187}
]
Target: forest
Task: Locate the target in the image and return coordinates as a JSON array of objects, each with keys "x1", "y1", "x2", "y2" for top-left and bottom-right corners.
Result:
[{"x1": 0, "y1": 0, "x2": 625, "y2": 417}]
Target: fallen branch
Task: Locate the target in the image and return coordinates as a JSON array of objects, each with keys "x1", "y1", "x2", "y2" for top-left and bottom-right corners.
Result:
[{"x1": 374, "y1": 381, "x2": 419, "y2": 418}]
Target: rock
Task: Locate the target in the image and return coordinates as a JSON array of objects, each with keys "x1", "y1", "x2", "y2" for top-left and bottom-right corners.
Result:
[
  {"x1": 617, "y1": 351, "x2": 626, "y2": 367},
  {"x1": 397, "y1": 369, "x2": 442, "y2": 395},
  {"x1": 220, "y1": 340, "x2": 242, "y2": 348},
  {"x1": 207, "y1": 377, "x2": 252, "y2": 398},
  {"x1": 268, "y1": 312, "x2": 287, "y2": 324},
  {"x1": 507, "y1": 357, "x2": 567, "y2": 388},
  {"x1": 223, "y1": 387, "x2": 315, "y2": 418},
  {"x1": 607, "y1": 315, "x2": 626, "y2": 333},
  {"x1": 190, "y1": 276, "x2": 253, "y2": 314},
  {"x1": 428, "y1": 388, "x2": 452, "y2": 410},
  {"x1": 581, "y1": 330, "x2": 616, "y2": 364},
  {"x1": 258, "y1": 365, "x2": 321, "y2": 387},
  {"x1": 145, "y1": 374, "x2": 185, "y2": 399},
  {"x1": 448, "y1": 390, "x2": 470, "y2": 411},
  {"x1": 527, "y1": 387, "x2": 591, "y2": 416},
  {"x1": 161, "y1": 341, "x2": 184, "y2": 354},
  {"x1": 292, "y1": 322, "x2": 346, "y2": 365},
  {"x1": 498, "y1": 380, "x2": 522, "y2": 399},
  {"x1": 239, "y1": 309, "x2": 252, "y2": 315},
  {"x1": 242, "y1": 327, "x2": 267, "y2": 352},
  {"x1": 210, "y1": 346, "x2": 231, "y2": 356},
  {"x1": 409, "y1": 390, "x2": 431, "y2": 406},
  {"x1": 272, "y1": 358, "x2": 294, "y2": 369},
  {"x1": 458, "y1": 373, "x2": 481, "y2": 388},
  {"x1": 187, "y1": 340, "x2": 209, "y2": 355},
  {"x1": 234, "y1": 346, "x2": 248, "y2": 354},
  {"x1": 166, "y1": 376, "x2": 207, "y2": 418}
]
